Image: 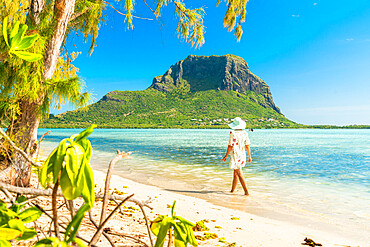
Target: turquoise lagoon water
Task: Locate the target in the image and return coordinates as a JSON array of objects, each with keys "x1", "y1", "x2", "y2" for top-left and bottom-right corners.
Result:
[{"x1": 39, "y1": 129, "x2": 370, "y2": 244}]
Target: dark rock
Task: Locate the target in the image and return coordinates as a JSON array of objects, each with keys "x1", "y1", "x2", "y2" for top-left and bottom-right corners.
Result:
[{"x1": 149, "y1": 54, "x2": 281, "y2": 114}]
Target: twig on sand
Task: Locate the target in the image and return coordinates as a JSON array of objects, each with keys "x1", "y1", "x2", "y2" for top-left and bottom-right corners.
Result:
[
  {"x1": 36, "y1": 131, "x2": 51, "y2": 161},
  {"x1": 0, "y1": 181, "x2": 152, "y2": 209},
  {"x1": 89, "y1": 194, "x2": 134, "y2": 246},
  {"x1": 0, "y1": 186, "x2": 15, "y2": 203},
  {"x1": 104, "y1": 229, "x2": 150, "y2": 247},
  {"x1": 100, "y1": 150, "x2": 132, "y2": 224},
  {"x1": 90, "y1": 150, "x2": 132, "y2": 246},
  {"x1": 88, "y1": 211, "x2": 116, "y2": 247}
]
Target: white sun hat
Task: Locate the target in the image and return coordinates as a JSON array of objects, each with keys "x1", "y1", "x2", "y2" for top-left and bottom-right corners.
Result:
[{"x1": 228, "y1": 117, "x2": 246, "y2": 130}]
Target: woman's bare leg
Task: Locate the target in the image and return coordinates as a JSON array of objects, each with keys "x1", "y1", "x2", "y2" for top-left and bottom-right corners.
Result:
[
  {"x1": 230, "y1": 170, "x2": 238, "y2": 192},
  {"x1": 235, "y1": 169, "x2": 249, "y2": 195}
]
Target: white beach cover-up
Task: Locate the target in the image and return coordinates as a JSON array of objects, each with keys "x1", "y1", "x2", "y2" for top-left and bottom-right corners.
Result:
[{"x1": 228, "y1": 130, "x2": 251, "y2": 170}]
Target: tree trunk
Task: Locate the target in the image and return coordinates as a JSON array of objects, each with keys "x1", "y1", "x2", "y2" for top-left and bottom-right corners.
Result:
[
  {"x1": 1, "y1": 100, "x2": 41, "y2": 186},
  {"x1": 44, "y1": 0, "x2": 76, "y2": 79}
]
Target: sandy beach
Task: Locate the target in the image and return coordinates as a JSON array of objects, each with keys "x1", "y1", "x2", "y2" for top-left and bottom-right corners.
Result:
[
  {"x1": 1, "y1": 162, "x2": 365, "y2": 247},
  {"x1": 89, "y1": 170, "x2": 363, "y2": 247}
]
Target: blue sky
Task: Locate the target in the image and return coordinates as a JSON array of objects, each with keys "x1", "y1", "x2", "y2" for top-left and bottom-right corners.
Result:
[{"x1": 58, "y1": 0, "x2": 370, "y2": 125}]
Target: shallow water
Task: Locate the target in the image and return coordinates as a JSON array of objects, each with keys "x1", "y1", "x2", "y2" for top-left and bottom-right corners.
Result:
[{"x1": 39, "y1": 128, "x2": 370, "y2": 244}]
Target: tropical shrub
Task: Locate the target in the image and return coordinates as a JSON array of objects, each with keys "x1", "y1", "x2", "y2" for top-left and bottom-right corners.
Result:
[
  {"x1": 0, "y1": 196, "x2": 42, "y2": 247},
  {"x1": 151, "y1": 201, "x2": 198, "y2": 247}
]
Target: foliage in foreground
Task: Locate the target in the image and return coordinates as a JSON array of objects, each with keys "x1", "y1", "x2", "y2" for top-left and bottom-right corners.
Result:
[
  {"x1": 151, "y1": 201, "x2": 198, "y2": 247},
  {"x1": 2, "y1": 17, "x2": 42, "y2": 62},
  {"x1": 0, "y1": 196, "x2": 42, "y2": 246},
  {"x1": 37, "y1": 125, "x2": 96, "y2": 245}
]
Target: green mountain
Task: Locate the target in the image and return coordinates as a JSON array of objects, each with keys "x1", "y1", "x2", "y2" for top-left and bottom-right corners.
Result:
[{"x1": 42, "y1": 55, "x2": 300, "y2": 128}]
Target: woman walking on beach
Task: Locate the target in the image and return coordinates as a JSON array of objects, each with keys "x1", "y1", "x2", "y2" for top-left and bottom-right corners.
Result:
[{"x1": 222, "y1": 117, "x2": 252, "y2": 195}]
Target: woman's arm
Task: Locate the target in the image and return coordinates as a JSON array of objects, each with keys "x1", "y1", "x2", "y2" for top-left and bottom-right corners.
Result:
[
  {"x1": 246, "y1": 145, "x2": 252, "y2": 162},
  {"x1": 222, "y1": 145, "x2": 233, "y2": 162}
]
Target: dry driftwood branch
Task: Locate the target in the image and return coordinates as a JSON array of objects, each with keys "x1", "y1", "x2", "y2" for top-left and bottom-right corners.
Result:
[
  {"x1": 104, "y1": 229, "x2": 150, "y2": 247},
  {"x1": 0, "y1": 128, "x2": 41, "y2": 167},
  {"x1": 0, "y1": 181, "x2": 153, "y2": 209},
  {"x1": 52, "y1": 173, "x2": 61, "y2": 239},
  {"x1": 136, "y1": 199, "x2": 154, "y2": 247},
  {"x1": 93, "y1": 150, "x2": 132, "y2": 246},
  {"x1": 0, "y1": 187, "x2": 15, "y2": 203},
  {"x1": 89, "y1": 193, "x2": 134, "y2": 246},
  {"x1": 111, "y1": 197, "x2": 124, "y2": 215},
  {"x1": 36, "y1": 130, "x2": 51, "y2": 161},
  {"x1": 88, "y1": 211, "x2": 116, "y2": 247},
  {"x1": 100, "y1": 150, "x2": 132, "y2": 224}
]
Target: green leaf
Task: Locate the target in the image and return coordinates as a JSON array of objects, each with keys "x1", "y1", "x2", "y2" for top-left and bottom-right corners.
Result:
[
  {"x1": 7, "y1": 219, "x2": 25, "y2": 233},
  {"x1": 154, "y1": 217, "x2": 172, "y2": 247},
  {"x1": 10, "y1": 196, "x2": 27, "y2": 213},
  {"x1": 75, "y1": 138, "x2": 92, "y2": 164},
  {"x1": 73, "y1": 124, "x2": 96, "y2": 143},
  {"x1": 173, "y1": 222, "x2": 187, "y2": 243},
  {"x1": 0, "y1": 240, "x2": 11, "y2": 247},
  {"x1": 65, "y1": 144, "x2": 84, "y2": 187},
  {"x1": 0, "y1": 227, "x2": 21, "y2": 240},
  {"x1": 16, "y1": 227, "x2": 37, "y2": 240},
  {"x1": 151, "y1": 215, "x2": 166, "y2": 236},
  {"x1": 2, "y1": 17, "x2": 9, "y2": 47},
  {"x1": 81, "y1": 163, "x2": 95, "y2": 207},
  {"x1": 0, "y1": 209, "x2": 17, "y2": 226},
  {"x1": 64, "y1": 204, "x2": 90, "y2": 242},
  {"x1": 186, "y1": 224, "x2": 198, "y2": 246},
  {"x1": 16, "y1": 34, "x2": 39, "y2": 50},
  {"x1": 60, "y1": 167, "x2": 81, "y2": 200},
  {"x1": 34, "y1": 237, "x2": 60, "y2": 246},
  {"x1": 53, "y1": 139, "x2": 69, "y2": 184},
  {"x1": 39, "y1": 148, "x2": 57, "y2": 188},
  {"x1": 11, "y1": 50, "x2": 42, "y2": 62},
  {"x1": 10, "y1": 24, "x2": 27, "y2": 49},
  {"x1": 171, "y1": 200, "x2": 176, "y2": 217},
  {"x1": 9, "y1": 21, "x2": 19, "y2": 39},
  {"x1": 174, "y1": 216, "x2": 195, "y2": 227},
  {"x1": 174, "y1": 239, "x2": 186, "y2": 247},
  {"x1": 18, "y1": 207, "x2": 42, "y2": 223}
]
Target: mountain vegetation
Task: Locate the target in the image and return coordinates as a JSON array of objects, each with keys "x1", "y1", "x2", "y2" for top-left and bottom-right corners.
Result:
[{"x1": 42, "y1": 55, "x2": 300, "y2": 129}]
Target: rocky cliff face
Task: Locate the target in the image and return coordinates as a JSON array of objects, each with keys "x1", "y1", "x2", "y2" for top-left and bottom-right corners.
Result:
[{"x1": 149, "y1": 55, "x2": 281, "y2": 114}]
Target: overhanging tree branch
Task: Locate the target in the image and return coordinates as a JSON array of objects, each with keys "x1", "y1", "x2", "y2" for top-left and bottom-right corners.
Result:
[{"x1": 104, "y1": 1, "x2": 153, "y2": 20}]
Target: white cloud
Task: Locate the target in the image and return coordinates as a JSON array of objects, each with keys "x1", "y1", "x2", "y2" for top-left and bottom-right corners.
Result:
[
  {"x1": 313, "y1": 3, "x2": 317, "y2": 6},
  {"x1": 346, "y1": 38, "x2": 354, "y2": 41},
  {"x1": 292, "y1": 14, "x2": 300, "y2": 18}
]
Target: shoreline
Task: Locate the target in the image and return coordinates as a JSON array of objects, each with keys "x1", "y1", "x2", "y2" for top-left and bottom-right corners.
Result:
[{"x1": 93, "y1": 169, "x2": 364, "y2": 247}]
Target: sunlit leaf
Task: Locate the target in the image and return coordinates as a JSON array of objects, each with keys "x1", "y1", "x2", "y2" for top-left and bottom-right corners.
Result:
[
  {"x1": 9, "y1": 21, "x2": 19, "y2": 39},
  {"x1": 18, "y1": 207, "x2": 43, "y2": 223},
  {"x1": 0, "y1": 228, "x2": 21, "y2": 240},
  {"x1": 154, "y1": 217, "x2": 171, "y2": 247},
  {"x1": 2, "y1": 17, "x2": 9, "y2": 47},
  {"x1": 16, "y1": 227, "x2": 37, "y2": 240},
  {"x1": 0, "y1": 240, "x2": 11, "y2": 247},
  {"x1": 11, "y1": 50, "x2": 42, "y2": 62},
  {"x1": 16, "y1": 34, "x2": 39, "y2": 50},
  {"x1": 64, "y1": 204, "x2": 90, "y2": 242}
]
